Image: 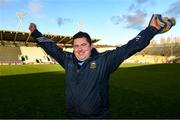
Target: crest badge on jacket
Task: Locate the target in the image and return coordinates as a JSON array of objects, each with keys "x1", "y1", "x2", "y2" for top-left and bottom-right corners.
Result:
[{"x1": 90, "y1": 61, "x2": 96, "y2": 69}]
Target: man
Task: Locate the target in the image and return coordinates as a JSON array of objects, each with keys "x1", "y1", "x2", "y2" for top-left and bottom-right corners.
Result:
[{"x1": 29, "y1": 14, "x2": 174, "y2": 118}]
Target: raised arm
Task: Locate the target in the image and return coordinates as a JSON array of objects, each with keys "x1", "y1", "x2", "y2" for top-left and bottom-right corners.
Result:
[
  {"x1": 105, "y1": 14, "x2": 175, "y2": 73},
  {"x1": 29, "y1": 23, "x2": 67, "y2": 68}
]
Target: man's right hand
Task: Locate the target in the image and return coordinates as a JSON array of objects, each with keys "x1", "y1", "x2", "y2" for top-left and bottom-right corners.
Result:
[{"x1": 29, "y1": 23, "x2": 37, "y2": 33}]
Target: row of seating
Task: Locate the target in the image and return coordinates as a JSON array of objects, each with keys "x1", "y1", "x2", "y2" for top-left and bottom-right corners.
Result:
[
  {"x1": 0, "y1": 46, "x2": 55, "y2": 65},
  {"x1": 123, "y1": 55, "x2": 168, "y2": 64}
]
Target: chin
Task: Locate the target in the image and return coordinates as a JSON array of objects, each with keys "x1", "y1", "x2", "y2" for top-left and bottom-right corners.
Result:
[
  {"x1": 78, "y1": 58, "x2": 85, "y2": 61},
  {"x1": 77, "y1": 57, "x2": 87, "y2": 61}
]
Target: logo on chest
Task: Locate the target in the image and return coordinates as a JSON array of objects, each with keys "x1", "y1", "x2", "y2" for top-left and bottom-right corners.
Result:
[{"x1": 90, "y1": 61, "x2": 96, "y2": 69}]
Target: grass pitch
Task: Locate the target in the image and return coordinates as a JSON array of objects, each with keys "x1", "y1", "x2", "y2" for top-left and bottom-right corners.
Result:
[{"x1": 0, "y1": 64, "x2": 180, "y2": 118}]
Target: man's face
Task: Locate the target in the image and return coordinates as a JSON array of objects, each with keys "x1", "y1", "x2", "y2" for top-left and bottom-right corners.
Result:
[{"x1": 73, "y1": 37, "x2": 92, "y2": 61}]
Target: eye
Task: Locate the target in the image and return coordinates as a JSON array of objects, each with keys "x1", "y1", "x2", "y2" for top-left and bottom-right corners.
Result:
[{"x1": 81, "y1": 43, "x2": 87, "y2": 47}]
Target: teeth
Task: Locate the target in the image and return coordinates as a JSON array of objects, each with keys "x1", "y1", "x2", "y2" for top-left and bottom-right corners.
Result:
[{"x1": 79, "y1": 52, "x2": 84, "y2": 55}]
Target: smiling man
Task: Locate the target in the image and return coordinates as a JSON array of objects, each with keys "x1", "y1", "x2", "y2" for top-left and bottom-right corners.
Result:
[{"x1": 29, "y1": 14, "x2": 174, "y2": 118}]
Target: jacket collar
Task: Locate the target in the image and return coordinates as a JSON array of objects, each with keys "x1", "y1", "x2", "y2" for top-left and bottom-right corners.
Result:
[{"x1": 90, "y1": 48, "x2": 99, "y2": 58}]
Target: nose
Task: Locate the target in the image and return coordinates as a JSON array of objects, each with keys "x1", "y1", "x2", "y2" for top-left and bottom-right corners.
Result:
[
  {"x1": 76, "y1": 45, "x2": 83, "y2": 50},
  {"x1": 77, "y1": 47, "x2": 83, "y2": 52}
]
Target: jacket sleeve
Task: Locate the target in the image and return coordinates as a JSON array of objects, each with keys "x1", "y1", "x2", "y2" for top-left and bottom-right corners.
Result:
[
  {"x1": 105, "y1": 26, "x2": 159, "y2": 73},
  {"x1": 31, "y1": 29, "x2": 67, "y2": 68}
]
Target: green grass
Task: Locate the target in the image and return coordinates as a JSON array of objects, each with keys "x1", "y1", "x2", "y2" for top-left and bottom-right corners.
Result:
[{"x1": 0, "y1": 64, "x2": 180, "y2": 118}]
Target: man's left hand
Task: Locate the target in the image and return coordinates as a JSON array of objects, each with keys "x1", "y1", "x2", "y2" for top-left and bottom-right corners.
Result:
[{"x1": 149, "y1": 14, "x2": 176, "y2": 34}]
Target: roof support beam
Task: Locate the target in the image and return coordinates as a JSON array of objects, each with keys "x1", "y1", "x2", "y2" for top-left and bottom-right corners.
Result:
[
  {"x1": 50, "y1": 36, "x2": 55, "y2": 40},
  {"x1": 14, "y1": 32, "x2": 18, "y2": 42},
  {"x1": 0, "y1": 31, "x2": 3, "y2": 41},
  {"x1": 58, "y1": 36, "x2": 67, "y2": 44},
  {"x1": 65, "y1": 38, "x2": 72, "y2": 45},
  {"x1": 25, "y1": 33, "x2": 31, "y2": 44}
]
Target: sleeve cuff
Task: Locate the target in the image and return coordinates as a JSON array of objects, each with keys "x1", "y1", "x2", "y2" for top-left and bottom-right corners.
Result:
[
  {"x1": 149, "y1": 26, "x2": 159, "y2": 34},
  {"x1": 145, "y1": 26, "x2": 159, "y2": 38}
]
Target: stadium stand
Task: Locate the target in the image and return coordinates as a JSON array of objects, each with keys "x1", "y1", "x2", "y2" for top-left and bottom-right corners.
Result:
[
  {"x1": 123, "y1": 55, "x2": 168, "y2": 64},
  {"x1": 20, "y1": 46, "x2": 53, "y2": 64},
  {"x1": 0, "y1": 46, "x2": 22, "y2": 65},
  {"x1": 137, "y1": 43, "x2": 180, "y2": 56},
  {"x1": 0, "y1": 29, "x2": 179, "y2": 64},
  {"x1": 0, "y1": 30, "x2": 100, "y2": 65}
]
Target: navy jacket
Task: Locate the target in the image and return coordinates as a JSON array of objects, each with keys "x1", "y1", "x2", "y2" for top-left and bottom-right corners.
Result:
[{"x1": 31, "y1": 26, "x2": 158, "y2": 116}]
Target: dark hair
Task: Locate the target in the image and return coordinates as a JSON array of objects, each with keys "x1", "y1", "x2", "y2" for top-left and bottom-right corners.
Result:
[{"x1": 72, "y1": 31, "x2": 92, "y2": 45}]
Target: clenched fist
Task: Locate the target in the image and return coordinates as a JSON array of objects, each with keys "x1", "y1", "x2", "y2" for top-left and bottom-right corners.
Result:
[{"x1": 149, "y1": 14, "x2": 176, "y2": 34}]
